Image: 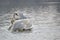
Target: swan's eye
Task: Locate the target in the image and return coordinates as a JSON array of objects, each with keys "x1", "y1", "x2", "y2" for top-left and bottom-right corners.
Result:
[{"x1": 15, "y1": 13, "x2": 18, "y2": 16}]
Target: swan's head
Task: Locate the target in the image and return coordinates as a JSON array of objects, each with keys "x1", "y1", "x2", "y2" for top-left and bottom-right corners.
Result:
[
  {"x1": 14, "y1": 13, "x2": 18, "y2": 16},
  {"x1": 13, "y1": 13, "x2": 19, "y2": 19}
]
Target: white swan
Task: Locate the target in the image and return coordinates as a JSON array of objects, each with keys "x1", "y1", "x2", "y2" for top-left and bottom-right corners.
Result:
[{"x1": 8, "y1": 13, "x2": 32, "y2": 32}]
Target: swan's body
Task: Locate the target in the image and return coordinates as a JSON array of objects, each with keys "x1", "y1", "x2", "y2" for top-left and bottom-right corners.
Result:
[
  {"x1": 8, "y1": 13, "x2": 32, "y2": 32},
  {"x1": 11, "y1": 19, "x2": 32, "y2": 31}
]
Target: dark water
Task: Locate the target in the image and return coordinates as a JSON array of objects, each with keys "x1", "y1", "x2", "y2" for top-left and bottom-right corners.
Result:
[{"x1": 0, "y1": 1, "x2": 60, "y2": 40}]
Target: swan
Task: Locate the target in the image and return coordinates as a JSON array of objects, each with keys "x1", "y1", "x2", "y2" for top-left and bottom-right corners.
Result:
[{"x1": 8, "y1": 13, "x2": 32, "y2": 32}]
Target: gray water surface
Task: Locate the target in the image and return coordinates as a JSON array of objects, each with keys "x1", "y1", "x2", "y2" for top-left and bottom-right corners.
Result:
[{"x1": 0, "y1": 2, "x2": 60, "y2": 40}]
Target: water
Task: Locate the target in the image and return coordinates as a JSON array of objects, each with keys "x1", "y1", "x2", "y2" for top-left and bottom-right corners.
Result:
[{"x1": 0, "y1": 3, "x2": 60, "y2": 40}]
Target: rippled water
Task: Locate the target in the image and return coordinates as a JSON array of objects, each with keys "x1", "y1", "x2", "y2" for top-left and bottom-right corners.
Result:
[{"x1": 0, "y1": 3, "x2": 60, "y2": 40}]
